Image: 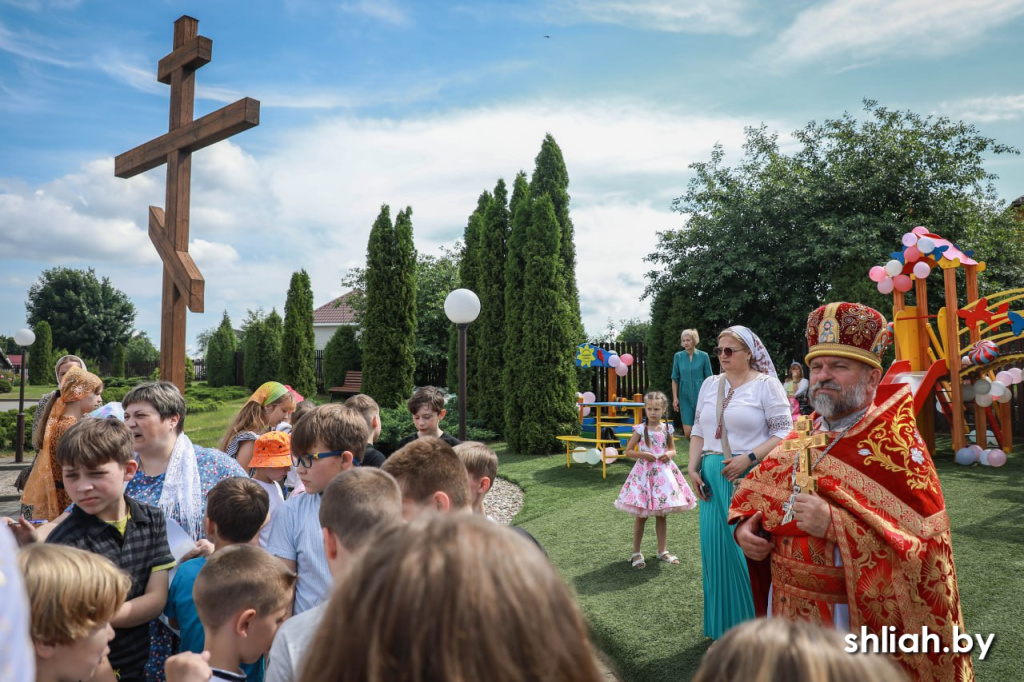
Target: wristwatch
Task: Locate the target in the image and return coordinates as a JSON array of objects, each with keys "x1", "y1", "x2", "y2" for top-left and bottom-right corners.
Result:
[{"x1": 747, "y1": 452, "x2": 758, "y2": 463}]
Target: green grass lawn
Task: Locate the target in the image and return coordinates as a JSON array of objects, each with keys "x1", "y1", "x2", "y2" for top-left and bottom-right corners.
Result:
[
  {"x1": 496, "y1": 436, "x2": 1024, "y2": 682},
  {"x1": 0, "y1": 383, "x2": 57, "y2": 400}
]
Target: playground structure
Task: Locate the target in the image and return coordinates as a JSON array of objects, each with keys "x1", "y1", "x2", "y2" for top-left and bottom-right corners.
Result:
[
  {"x1": 869, "y1": 226, "x2": 1024, "y2": 454},
  {"x1": 556, "y1": 343, "x2": 644, "y2": 477}
]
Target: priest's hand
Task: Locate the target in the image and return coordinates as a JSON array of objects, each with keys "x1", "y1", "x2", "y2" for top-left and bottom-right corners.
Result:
[
  {"x1": 735, "y1": 512, "x2": 774, "y2": 560},
  {"x1": 793, "y1": 492, "x2": 831, "y2": 538}
]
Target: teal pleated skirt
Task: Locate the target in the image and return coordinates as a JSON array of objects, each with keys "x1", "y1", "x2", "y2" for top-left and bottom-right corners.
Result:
[{"x1": 698, "y1": 453, "x2": 755, "y2": 639}]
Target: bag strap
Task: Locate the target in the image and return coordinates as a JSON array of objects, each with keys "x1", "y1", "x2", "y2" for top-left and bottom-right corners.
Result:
[{"x1": 716, "y1": 376, "x2": 733, "y2": 458}]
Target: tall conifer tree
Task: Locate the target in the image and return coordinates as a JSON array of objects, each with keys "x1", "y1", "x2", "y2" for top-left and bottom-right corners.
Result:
[
  {"x1": 207, "y1": 312, "x2": 237, "y2": 387},
  {"x1": 475, "y1": 179, "x2": 510, "y2": 432},
  {"x1": 529, "y1": 135, "x2": 583, "y2": 346},
  {"x1": 502, "y1": 172, "x2": 531, "y2": 449},
  {"x1": 517, "y1": 195, "x2": 578, "y2": 453},
  {"x1": 362, "y1": 205, "x2": 418, "y2": 407},
  {"x1": 452, "y1": 191, "x2": 490, "y2": 409},
  {"x1": 28, "y1": 320, "x2": 53, "y2": 386},
  {"x1": 280, "y1": 271, "x2": 317, "y2": 397}
]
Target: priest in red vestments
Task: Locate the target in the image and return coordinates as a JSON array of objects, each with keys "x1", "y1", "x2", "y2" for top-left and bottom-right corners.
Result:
[{"x1": 729, "y1": 302, "x2": 974, "y2": 682}]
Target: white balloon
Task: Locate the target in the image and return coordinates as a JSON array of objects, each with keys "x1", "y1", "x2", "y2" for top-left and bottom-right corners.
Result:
[
  {"x1": 572, "y1": 448, "x2": 588, "y2": 464},
  {"x1": 997, "y1": 391, "x2": 1012, "y2": 404},
  {"x1": 973, "y1": 379, "x2": 991, "y2": 394},
  {"x1": 975, "y1": 393, "x2": 994, "y2": 407},
  {"x1": 917, "y1": 237, "x2": 936, "y2": 254},
  {"x1": 989, "y1": 381, "x2": 1007, "y2": 398},
  {"x1": 585, "y1": 448, "x2": 603, "y2": 465},
  {"x1": 1010, "y1": 368, "x2": 1023, "y2": 384},
  {"x1": 884, "y1": 259, "x2": 903, "y2": 277}
]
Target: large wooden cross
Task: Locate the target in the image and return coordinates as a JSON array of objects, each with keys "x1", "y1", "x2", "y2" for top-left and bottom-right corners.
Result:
[{"x1": 114, "y1": 15, "x2": 259, "y2": 392}]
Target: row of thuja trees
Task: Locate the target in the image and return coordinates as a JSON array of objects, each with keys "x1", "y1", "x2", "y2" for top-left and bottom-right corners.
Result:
[{"x1": 347, "y1": 134, "x2": 585, "y2": 454}]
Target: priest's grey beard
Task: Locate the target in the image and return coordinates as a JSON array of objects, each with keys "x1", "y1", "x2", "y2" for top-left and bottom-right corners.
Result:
[{"x1": 809, "y1": 372, "x2": 873, "y2": 419}]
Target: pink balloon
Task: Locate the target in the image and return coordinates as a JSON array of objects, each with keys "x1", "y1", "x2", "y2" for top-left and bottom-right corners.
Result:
[
  {"x1": 607, "y1": 354, "x2": 620, "y2": 368},
  {"x1": 912, "y1": 226, "x2": 929, "y2": 235},
  {"x1": 582, "y1": 406, "x2": 591, "y2": 417},
  {"x1": 582, "y1": 391, "x2": 596, "y2": 403},
  {"x1": 904, "y1": 246, "x2": 921, "y2": 262},
  {"x1": 620, "y1": 353, "x2": 634, "y2": 366},
  {"x1": 603, "y1": 447, "x2": 618, "y2": 464},
  {"x1": 996, "y1": 371, "x2": 1013, "y2": 386},
  {"x1": 1009, "y1": 367, "x2": 1023, "y2": 384},
  {"x1": 912, "y1": 261, "x2": 930, "y2": 279},
  {"x1": 893, "y1": 274, "x2": 913, "y2": 292},
  {"x1": 987, "y1": 449, "x2": 1007, "y2": 467},
  {"x1": 868, "y1": 266, "x2": 887, "y2": 282},
  {"x1": 614, "y1": 364, "x2": 628, "y2": 377},
  {"x1": 877, "y1": 277, "x2": 895, "y2": 295}
]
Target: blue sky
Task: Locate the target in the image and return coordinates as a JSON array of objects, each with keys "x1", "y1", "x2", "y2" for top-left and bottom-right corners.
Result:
[{"x1": 4, "y1": 0, "x2": 1024, "y2": 354}]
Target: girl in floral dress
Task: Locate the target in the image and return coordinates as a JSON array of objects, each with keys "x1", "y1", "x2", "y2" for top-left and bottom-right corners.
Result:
[{"x1": 615, "y1": 391, "x2": 697, "y2": 568}]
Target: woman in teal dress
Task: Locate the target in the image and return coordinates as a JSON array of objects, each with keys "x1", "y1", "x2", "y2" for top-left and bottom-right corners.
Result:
[{"x1": 671, "y1": 329, "x2": 713, "y2": 438}]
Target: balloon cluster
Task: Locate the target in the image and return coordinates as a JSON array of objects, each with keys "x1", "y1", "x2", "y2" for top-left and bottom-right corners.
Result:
[
  {"x1": 960, "y1": 368, "x2": 1022, "y2": 407},
  {"x1": 955, "y1": 444, "x2": 1007, "y2": 467},
  {"x1": 576, "y1": 391, "x2": 597, "y2": 416},
  {"x1": 571, "y1": 446, "x2": 620, "y2": 466},
  {"x1": 607, "y1": 352, "x2": 635, "y2": 377},
  {"x1": 868, "y1": 227, "x2": 937, "y2": 294}
]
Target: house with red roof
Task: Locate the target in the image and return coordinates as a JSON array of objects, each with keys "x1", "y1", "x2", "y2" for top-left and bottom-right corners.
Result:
[{"x1": 313, "y1": 291, "x2": 359, "y2": 350}]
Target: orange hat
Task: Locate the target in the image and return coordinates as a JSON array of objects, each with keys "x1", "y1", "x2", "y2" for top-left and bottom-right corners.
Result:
[{"x1": 250, "y1": 431, "x2": 292, "y2": 469}]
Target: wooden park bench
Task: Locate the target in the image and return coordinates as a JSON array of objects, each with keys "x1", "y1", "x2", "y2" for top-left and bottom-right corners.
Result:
[{"x1": 328, "y1": 371, "x2": 362, "y2": 401}]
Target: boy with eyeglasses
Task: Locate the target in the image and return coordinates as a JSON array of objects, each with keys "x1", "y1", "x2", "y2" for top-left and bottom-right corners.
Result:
[{"x1": 266, "y1": 404, "x2": 367, "y2": 615}]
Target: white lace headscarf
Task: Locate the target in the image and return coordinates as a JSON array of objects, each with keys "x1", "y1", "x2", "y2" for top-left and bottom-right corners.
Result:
[
  {"x1": 724, "y1": 325, "x2": 776, "y2": 377},
  {"x1": 159, "y1": 431, "x2": 204, "y2": 541}
]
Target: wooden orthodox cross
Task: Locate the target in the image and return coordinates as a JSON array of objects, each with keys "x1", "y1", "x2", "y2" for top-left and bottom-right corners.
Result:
[
  {"x1": 780, "y1": 415, "x2": 827, "y2": 524},
  {"x1": 115, "y1": 15, "x2": 259, "y2": 392}
]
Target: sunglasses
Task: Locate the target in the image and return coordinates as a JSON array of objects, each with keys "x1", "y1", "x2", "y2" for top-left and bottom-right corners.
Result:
[
  {"x1": 714, "y1": 346, "x2": 747, "y2": 358},
  {"x1": 291, "y1": 450, "x2": 360, "y2": 469}
]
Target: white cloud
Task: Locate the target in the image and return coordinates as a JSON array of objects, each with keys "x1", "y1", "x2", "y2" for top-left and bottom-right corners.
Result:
[
  {"x1": 0, "y1": 99, "x2": 771, "y2": 344},
  {"x1": 938, "y1": 94, "x2": 1024, "y2": 123},
  {"x1": 767, "y1": 0, "x2": 1024, "y2": 67},
  {"x1": 548, "y1": 0, "x2": 760, "y2": 35},
  {"x1": 0, "y1": 20, "x2": 76, "y2": 67}
]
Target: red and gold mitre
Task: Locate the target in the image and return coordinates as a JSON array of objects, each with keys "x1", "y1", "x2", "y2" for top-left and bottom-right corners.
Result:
[{"x1": 805, "y1": 302, "x2": 890, "y2": 370}]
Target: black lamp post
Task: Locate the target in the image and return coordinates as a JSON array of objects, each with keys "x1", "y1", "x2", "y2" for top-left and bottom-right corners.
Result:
[
  {"x1": 14, "y1": 327, "x2": 36, "y2": 464},
  {"x1": 444, "y1": 289, "x2": 480, "y2": 440}
]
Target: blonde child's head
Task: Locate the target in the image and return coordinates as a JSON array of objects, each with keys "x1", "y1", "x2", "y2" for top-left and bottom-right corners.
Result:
[
  {"x1": 299, "y1": 515, "x2": 603, "y2": 682},
  {"x1": 194, "y1": 545, "x2": 296, "y2": 664},
  {"x1": 19, "y1": 544, "x2": 130, "y2": 681},
  {"x1": 453, "y1": 441, "x2": 498, "y2": 512},
  {"x1": 692, "y1": 618, "x2": 907, "y2": 682},
  {"x1": 344, "y1": 394, "x2": 381, "y2": 443},
  {"x1": 319, "y1": 468, "x2": 402, "y2": 558},
  {"x1": 220, "y1": 382, "x2": 296, "y2": 451},
  {"x1": 641, "y1": 391, "x2": 670, "y2": 448}
]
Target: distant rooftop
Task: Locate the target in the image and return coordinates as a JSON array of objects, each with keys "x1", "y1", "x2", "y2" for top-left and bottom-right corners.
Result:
[{"x1": 313, "y1": 291, "x2": 358, "y2": 325}]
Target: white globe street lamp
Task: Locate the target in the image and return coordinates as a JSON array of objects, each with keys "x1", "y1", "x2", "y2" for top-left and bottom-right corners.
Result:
[
  {"x1": 444, "y1": 289, "x2": 480, "y2": 440},
  {"x1": 13, "y1": 327, "x2": 36, "y2": 463}
]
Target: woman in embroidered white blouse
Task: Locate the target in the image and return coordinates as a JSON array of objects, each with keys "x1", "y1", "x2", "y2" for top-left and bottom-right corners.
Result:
[{"x1": 686, "y1": 325, "x2": 792, "y2": 640}]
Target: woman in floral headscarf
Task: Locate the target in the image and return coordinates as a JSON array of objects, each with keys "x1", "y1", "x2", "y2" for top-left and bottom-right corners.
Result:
[
  {"x1": 20, "y1": 366, "x2": 104, "y2": 520},
  {"x1": 686, "y1": 326, "x2": 792, "y2": 639},
  {"x1": 219, "y1": 381, "x2": 295, "y2": 469}
]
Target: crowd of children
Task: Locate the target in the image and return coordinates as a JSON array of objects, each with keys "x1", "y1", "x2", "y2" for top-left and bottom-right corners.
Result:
[{"x1": 1, "y1": 381, "x2": 908, "y2": 681}]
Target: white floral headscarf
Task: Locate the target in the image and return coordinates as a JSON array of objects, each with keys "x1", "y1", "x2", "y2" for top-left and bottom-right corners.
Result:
[{"x1": 725, "y1": 325, "x2": 776, "y2": 376}]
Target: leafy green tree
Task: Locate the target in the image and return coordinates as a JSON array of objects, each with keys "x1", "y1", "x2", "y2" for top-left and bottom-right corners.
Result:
[
  {"x1": 0, "y1": 335, "x2": 19, "y2": 355},
  {"x1": 206, "y1": 312, "x2": 237, "y2": 388},
  {"x1": 26, "y1": 267, "x2": 136, "y2": 361},
  {"x1": 184, "y1": 353, "x2": 195, "y2": 386},
  {"x1": 243, "y1": 309, "x2": 284, "y2": 391},
  {"x1": 474, "y1": 179, "x2": 511, "y2": 432},
  {"x1": 28, "y1": 321, "x2": 53, "y2": 385},
  {"x1": 616, "y1": 318, "x2": 652, "y2": 344},
  {"x1": 280, "y1": 271, "x2": 317, "y2": 398},
  {"x1": 502, "y1": 172, "x2": 531, "y2": 447},
  {"x1": 323, "y1": 325, "x2": 361, "y2": 390},
  {"x1": 126, "y1": 332, "x2": 159, "y2": 365},
  {"x1": 514, "y1": 195, "x2": 579, "y2": 453},
  {"x1": 111, "y1": 343, "x2": 126, "y2": 379},
  {"x1": 362, "y1": 206, "x2": 418, "y2": 408},
  {"x1": 646, "y1": 100, "x2": 1024, "y2": 367}
]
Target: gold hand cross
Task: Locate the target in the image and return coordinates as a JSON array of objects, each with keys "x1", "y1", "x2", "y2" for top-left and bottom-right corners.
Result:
[{"x1": 779, "y1": 416, "x2": 827, "y2": 493}]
